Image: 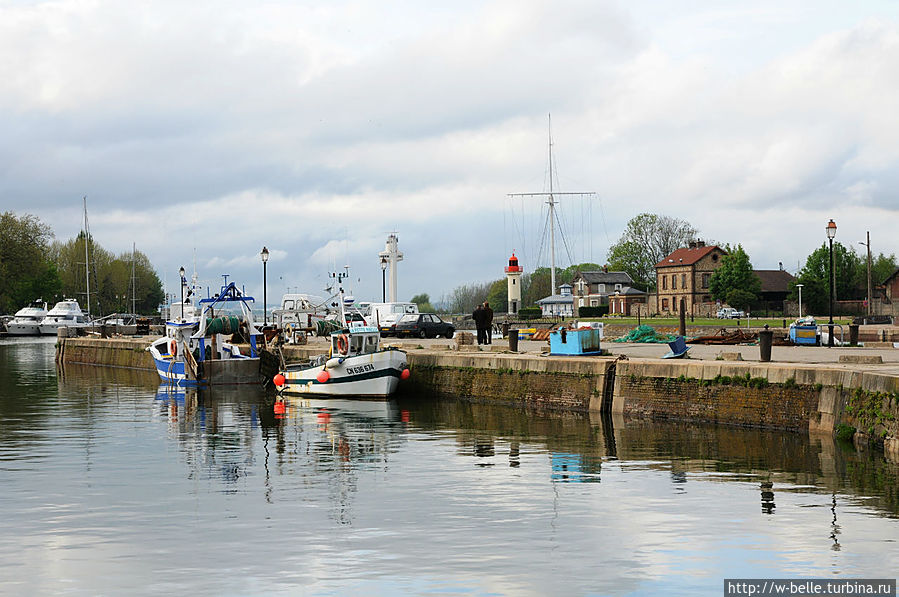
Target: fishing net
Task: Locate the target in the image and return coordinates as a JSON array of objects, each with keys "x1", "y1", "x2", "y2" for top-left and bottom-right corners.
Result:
[{"x1": 612, "y1": 325, "x2": 675, "y2": 343}]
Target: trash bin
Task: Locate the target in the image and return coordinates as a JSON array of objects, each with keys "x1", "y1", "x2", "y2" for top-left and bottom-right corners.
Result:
[
  {"x1": 759, "y1": 325, "x2": 773, "y2": 362},
  {"x1": 508, "y1": 329, "x2": 519, "y2": 352},
  {"x1": 849, "y1": 324, "x2": 859, "y2": 346}
]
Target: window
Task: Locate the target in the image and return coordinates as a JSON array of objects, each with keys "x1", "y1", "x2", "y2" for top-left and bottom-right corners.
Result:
[
  {"x1": 702, "y1": 273, "x2": 710, "y2": 289},
  {"x1": 614, "y1": 284, "x2": 622, "y2": 291},
  {"x1": 590, "y1": 300, "x2": 598, "y2": 307},
  {"x1": 681, "y1": 274, "x2": 686, "y2": 289},
  {"x1": 283, "y1": 300, "x2": 294, "y2": 310},
  {"x1": 599, "y1": 284, "x2": 606, "y2": 293},
  {"x1": 672, "y1": 274, "x2": 677, "y2": 289},
  {"x1": 662, "y1": 276, "x2": 667, "y2": 290},
  {"x1": 662, "y1": 298, "x2": 669, "y2": 310},
  {"x1": 512, "y1": 278, "x2": 516, "y2": 285}
]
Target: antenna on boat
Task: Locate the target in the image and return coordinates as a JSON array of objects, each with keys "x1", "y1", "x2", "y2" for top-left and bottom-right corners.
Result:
[{"x1": 507, "y1": 114, "x2": 595, "y2": 296}]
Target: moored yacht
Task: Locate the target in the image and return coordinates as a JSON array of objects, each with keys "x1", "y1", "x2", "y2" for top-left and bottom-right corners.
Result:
[
  {"x1": 38, "y1": 299, "x2": 91, "y2": 336},
  {"x1": 6, "y1": 300, "x2": 48, "y2": 336}
]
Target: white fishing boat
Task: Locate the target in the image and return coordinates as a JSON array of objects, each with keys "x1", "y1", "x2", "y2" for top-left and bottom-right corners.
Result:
[
  {"x1": 147, "y1": 278, "x2": 264, "y2": 386},
  {"x1": 274, "y1": 273, "x2": 408, "y2": 398},
  {"x1": 38, "y1": 299, "x2": 91, "y2": 335},
  {"x1": 6, "y1": 300, "x2": 48, "y2": 336}
]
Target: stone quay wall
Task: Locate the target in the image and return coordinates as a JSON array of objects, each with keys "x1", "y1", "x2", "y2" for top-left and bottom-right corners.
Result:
[{"x1": 57, "y1": 337, "x2": 899, "y2": 454}]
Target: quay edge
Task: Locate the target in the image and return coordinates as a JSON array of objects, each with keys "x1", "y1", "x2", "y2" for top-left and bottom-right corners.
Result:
[{"x1": 55, "y1": 336, "x2": 899, "y2": 456}]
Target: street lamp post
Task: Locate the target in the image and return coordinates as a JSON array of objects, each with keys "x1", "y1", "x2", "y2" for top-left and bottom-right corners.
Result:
[
  {"x1": 260, "y1": 246, "x2": 269, "y2": 326},
  {"x1": 826, "y1": 219, "x2": 837, "y2": 347},
  {"x1": 796, "y1": 283, "x2": 804, "y2": 319},
  {"x1": 179, "y1": 266, "x2": 185, "y2": 322},
  {"x1": 380, "y1": 256, "x2": 388, "y2": 303}
]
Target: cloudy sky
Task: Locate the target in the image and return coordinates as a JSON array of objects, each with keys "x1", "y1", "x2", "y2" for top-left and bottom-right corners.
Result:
[{"x1": 3, "y1": 0, "x2": 899, "y2": 306}]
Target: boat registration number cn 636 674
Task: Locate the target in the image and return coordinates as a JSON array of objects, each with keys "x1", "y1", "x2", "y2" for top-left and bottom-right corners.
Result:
[{"x1": 346, "y1": 363, "x2": 375, "y2": 375}]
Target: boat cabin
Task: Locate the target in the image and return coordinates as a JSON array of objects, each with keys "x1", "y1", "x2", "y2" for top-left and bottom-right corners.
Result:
[{"x1": 331, "y1": 326, "x2": 381, "y2": 357}]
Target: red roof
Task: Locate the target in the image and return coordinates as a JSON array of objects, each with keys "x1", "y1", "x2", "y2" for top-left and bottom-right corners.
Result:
[{"x1": 656, "y1": 245, "x2": 723, "y2": 268}]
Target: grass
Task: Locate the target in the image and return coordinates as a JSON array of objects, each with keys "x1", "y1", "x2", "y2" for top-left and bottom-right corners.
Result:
[{"x1": 575, "y1": 316, "x2": 853, "y2": 328}]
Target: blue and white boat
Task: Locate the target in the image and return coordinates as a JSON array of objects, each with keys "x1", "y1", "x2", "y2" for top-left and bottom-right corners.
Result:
[{"x1": 147, "y1": 278, "x2": 263, "y2": 386}]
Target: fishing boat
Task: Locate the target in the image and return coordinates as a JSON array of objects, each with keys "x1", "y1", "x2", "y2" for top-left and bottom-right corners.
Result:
[
  {"x1": 38, "y1": 299, "x2": 91, "y2": 335},
  {"x1": 6, "y1": 300, "x2": 48, "y2": 336},
  {"x1": 147, "y1": 278, "x2": 264, "y2": 386},
  {"x1": 274, "y1": 273, "x2": 409, "y2": 398}
]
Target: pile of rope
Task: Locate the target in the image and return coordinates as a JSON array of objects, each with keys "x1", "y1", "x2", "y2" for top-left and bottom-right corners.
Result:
[{"x1": 612, "y1": 325, "x2": 676, "y2": 344}]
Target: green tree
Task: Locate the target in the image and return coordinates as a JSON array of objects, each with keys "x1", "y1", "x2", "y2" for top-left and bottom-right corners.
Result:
[
  {"x1": 708, "y1": 244, "x2": 760, "y2": 305},
  {"x1": 871, "y1": 253, "x2": 898, "y2": 286},
  {"x1": 0, "y1": 212, "x2": 62, "y2": 313},
  {"x1": 486, "y1": 279, "x2": 507, "y2": 313},
  {"x1": 607, "y1": 213, "x2": 697, "y2": 291},
  {"x1": 790, "y1": 242, "x2": 864, "y2": 315},
  {"x1": 50, "y1": 234, "x2": 164, "y2": 315},
  {"x1": 410, "y1": 293, "x2": 435, "y2": 313}
]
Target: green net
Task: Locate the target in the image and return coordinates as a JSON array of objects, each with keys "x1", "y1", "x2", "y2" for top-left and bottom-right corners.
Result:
[
  {"x1": 612, "y1": 324, "x2": 676, "y2": 343},
  {"x1": 316, "y1": 319, "x2": 342, "y2": 337}
]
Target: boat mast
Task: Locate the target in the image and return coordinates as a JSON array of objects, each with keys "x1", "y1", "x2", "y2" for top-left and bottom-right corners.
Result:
[
  {"x1": 508, "y1": 114, "x2": 595, "y2": 296},
  {"x1": 83, "y1": 196, "x2": 91, "y2": 318}
]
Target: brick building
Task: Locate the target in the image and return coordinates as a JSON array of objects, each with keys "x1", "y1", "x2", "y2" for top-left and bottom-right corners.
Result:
[{"x1": 655, "y1": 241, "x2": 727, "y2": 316}]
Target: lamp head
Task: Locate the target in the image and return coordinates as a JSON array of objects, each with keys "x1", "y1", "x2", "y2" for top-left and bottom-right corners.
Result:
[
  {"x1": 179, "y1": 266, "x2": 185, "y2": 277},
  {"x1": 261, "y1": 246, "x2": 269, "y2": 263},
  {"x1": 380, "y1": 256, "x2": 388, "y2": 271},
  {"x1": 826, "y1": 219, "x2": 837, "y2": 240}
]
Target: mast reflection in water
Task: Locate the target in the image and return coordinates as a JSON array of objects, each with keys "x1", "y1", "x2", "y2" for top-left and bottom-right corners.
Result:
[{"x1": 1, "y1": 338, "x2": 898, "y2": 596}]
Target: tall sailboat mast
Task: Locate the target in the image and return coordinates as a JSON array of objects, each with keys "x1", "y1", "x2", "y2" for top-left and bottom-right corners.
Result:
[
  {"x1": 508, "y1": 115, "x2": 595, "y2": 296},
  {"x1": 83, "y1": 196, "x2": 91, "y2": 318}
]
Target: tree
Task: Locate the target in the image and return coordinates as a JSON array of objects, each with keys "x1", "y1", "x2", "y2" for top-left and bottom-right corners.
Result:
[
  {"x1": 708, "y1": 244, "x2": 760, "y2": 306},
  {"x1": 50, "y1": 234, "x2": 164, "y2": 315},
  {"x1": 410, "y1": 293, "x2": 435, "y2": 313},
  {"x1": 486, "y1": 279, "x2": 507, "y2": 313},
  {"x1": 0, "y1": 212, "x2": 61, "y2": 313},
  {"x1": 790, "y1": 242, "x2": 864, "y2": 315},
  {"x1": 607, "y1": 213, "x2": 697, "y2": 290}
]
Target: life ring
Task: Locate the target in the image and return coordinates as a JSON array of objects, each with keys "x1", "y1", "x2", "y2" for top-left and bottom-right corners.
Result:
[
  {"x1": 336, "y1": 334, "x2": 348, "y2": 354},
  {"x1": 169, "y1": 339, "x2": 178, "y2": 357}
]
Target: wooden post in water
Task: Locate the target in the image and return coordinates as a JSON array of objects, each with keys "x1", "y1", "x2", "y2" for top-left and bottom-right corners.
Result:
[{"x1": 679, "y1": 298, "x2": 686, "y2": 337}]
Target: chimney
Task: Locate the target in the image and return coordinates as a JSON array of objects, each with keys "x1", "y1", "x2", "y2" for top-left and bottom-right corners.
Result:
[
  {"x1": 697, "y1": 240, "x2": 705, "y2": 248},
  {"x1": 688, "y1": 241, "x2": 697, "y2": 249},
  {"x1": 779, "y1": 261, "x2": 783, "y2": 271}
]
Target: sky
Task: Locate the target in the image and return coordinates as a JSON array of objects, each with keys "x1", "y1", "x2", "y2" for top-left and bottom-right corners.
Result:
[{"x1": 3, "y1": 0, "x2": 899, "y2": 307}]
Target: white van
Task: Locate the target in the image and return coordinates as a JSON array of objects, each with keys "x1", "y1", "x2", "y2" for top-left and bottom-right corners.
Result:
[{"x1": 368, "y1": 302, "x2": 420, "y2": 336}]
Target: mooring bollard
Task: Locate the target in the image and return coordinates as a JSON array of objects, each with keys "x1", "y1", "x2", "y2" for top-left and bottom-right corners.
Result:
[
  {"x1": 849, "y1": 324, "x2": 859, "y2": 346},
  {"x1": 508, "y1": 329, "x2": 519, "y2": 352},
  {"x1": 759, "y1": 324, "x2": 773, "y2": 362}
]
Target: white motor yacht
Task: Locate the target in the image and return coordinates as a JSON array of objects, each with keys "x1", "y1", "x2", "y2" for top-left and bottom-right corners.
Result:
[
  {"x1": 38, "y1": 299, "x2": 91, "y2": 336},
  {"x1": 6, "y1": 301, "x2": 48, "y2": 336}
]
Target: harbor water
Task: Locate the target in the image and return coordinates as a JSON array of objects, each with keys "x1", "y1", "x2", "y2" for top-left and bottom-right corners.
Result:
[{"x1": 1, "y1": 338, "x2": 898, "y2": 596}]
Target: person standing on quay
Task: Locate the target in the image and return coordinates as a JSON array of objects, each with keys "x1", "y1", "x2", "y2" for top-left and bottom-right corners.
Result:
[
  {"x1": 473, "y1": 303, "x2": 486, "y2": 345},
  {"x1": 483, "y1": 301, "x2": 494, "y2": 345}
]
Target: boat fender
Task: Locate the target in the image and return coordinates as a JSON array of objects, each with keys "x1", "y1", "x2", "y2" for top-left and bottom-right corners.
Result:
[
  {"x1": 170, "y1": 339, "x2": 177, "y2": 357},
  {"x1": 401, "y1": 368, "x2": 411, "y2": 380},
  {"x1": 316, "y1": 370, "x2": 330, "y2": 383},
  {"x1": 325, "y1": 357, "x2": 342, "y2": 369}
]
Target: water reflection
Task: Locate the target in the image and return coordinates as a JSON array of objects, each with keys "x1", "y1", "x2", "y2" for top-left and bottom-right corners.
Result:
[{"x1": 3, "y1": 340, "x2": 899, "y2": 595}]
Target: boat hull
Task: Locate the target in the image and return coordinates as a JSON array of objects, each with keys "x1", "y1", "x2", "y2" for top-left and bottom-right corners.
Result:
[
  {"x1": 6, "y1": 322, "x2": 41, "y2": 336},
  {"x1": 280, "y1": 350, "x2": 407, "y2": 398}
]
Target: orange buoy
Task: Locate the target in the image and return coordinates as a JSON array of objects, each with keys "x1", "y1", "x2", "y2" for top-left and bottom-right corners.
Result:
[
  {"x1": 273, "y1": 374, "x2": 286, "y2": 387},
  {"x1": 400, "y1": 368, "x2": 411, "y2": 380},
  {"x1": 316, "y1": 369, "x2": 330, "y2": 383}
]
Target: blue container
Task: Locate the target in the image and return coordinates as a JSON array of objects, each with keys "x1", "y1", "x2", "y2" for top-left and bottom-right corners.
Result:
[
  {"x1": 789, "y1": 324, "x2": 819, "y2": 346},
  {"x1": 549, "y1": 328, "x2": 602, "y2": 356}
]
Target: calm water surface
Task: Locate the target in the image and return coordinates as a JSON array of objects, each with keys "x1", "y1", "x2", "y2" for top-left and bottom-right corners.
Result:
[{"x1": 1, "y1": 338, "x2": 898, "y2": 596}]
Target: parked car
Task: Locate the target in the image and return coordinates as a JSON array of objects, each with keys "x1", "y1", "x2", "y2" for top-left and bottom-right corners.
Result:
[
  {"x1": 394, "y1": 313, "x2": 455, "y2": 338},
  {"x1": 716, "y1": 307, "x2": 746, "y2": 319}
]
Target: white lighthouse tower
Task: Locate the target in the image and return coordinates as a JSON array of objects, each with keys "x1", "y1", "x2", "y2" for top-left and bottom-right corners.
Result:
[
  {"x1": 505, "y1": 252, "x2": 523, "y2": 314},
  {"x1": 378, "y1": 233, "x2": 403, "y2": 303}
]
